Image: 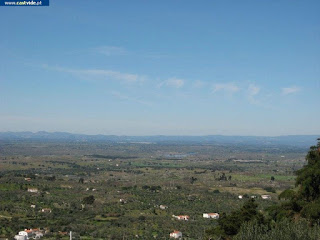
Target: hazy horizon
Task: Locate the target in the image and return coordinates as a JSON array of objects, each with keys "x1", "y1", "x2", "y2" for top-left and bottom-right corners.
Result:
[{"x1": 1, "y1": 130, "x2": 319, "y2": 138}]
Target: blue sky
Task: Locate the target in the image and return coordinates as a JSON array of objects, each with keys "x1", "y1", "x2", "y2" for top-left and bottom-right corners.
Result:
[{"x1": 0, "y1": 0, "x2": 319, "y2": 135}]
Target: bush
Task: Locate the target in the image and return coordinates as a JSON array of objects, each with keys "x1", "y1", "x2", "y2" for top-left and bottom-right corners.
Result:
[
  {"x1": 301, "y1": 200, "x2": 320, "y2": 223},
  {"x1": 279, "y1": 189, "x2": 296, "y2": 200},
  {"x1": 234, "y1": 219, "x2": 320, "y2": 240},
  {"x1": 206, "y1": 199, "x2": 264, "y2": 238},
  {"x1": 82, "y1": 195, "x2": 95, "y2": 205},
  {"x1": 264, "y1": 187, "x2": 276, "y2": 193}
]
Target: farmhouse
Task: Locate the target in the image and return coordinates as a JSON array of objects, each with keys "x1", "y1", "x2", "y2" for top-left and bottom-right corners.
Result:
[
  {"x1": 173, "y1": 215, "x2": 189, "y2": 221},
  {"x1": 27, "y1": 188, "x2": 38, "y2": 193},
  {"x1": 14, "y1": 230, "x2": 30, "y2": 240},
  {"x1": 261, "y1": 195, "x2": 271, "y2": 200},
  {"x1": 238, "y1": 195, "x2": 243, "y2": 199},
  {"x1": 14, "y1": 228, "x2": 44, "y2": 240},
  {"x1": 14, "y1": 235, "x2": 27, "y2": 240},
  {"x1": 203, "y1": 213, "x2": 219, "y2": 219},
  {"x1": 41, "y1": 208, "x2": 52, "y2": 213},
  {"x1": 160, "y1": 204, "x2": 168, "y2": 210},
  {"x1": 170, "y1": 230, "x2": 182, "y2": 239}
]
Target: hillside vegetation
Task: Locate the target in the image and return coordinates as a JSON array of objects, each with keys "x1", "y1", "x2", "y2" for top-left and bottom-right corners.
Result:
[{"x1": 206, "y1": 138, "x2": 320, "y2": 239}]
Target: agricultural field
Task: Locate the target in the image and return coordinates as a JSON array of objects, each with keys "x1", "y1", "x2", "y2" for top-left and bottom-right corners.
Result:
[{"x1": 0, "y1": 140, "x2": 307, "y2": 239}]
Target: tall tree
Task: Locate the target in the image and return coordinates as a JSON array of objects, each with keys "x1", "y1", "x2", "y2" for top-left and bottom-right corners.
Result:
[{"x1": 296, "y1": 138, "x2": 320, "y2": 201}]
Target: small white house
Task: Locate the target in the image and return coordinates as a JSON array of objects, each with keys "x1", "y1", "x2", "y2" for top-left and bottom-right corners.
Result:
[
  {"x1": 14, "y1": 235, "x2": 27, "y2": 240},
  {"x1": 203, "y1": 213, "x2": 219, "y2": 219},
  {"x1": 238, "y1": 195, "x2": 243, "y2": 199},
  {"x1": 15, "y1": 228, "x2": 44, "y2": 240},
  {"x1": 170, "y1": 230, "x2": 182, "y2": 239},
  {"x1": 31, "y1": 204, "x2": 36, "y2": 208},
  {"x1": 27, "y1": 188, "x2": 38, "y2": 193},
  {"x1": 173, "y1": 215, "x2": 189, "y2": 221},
  {"x1": 261, "y1": 195, "x2": 271, "y2": 200},
  {"x1": 41, "y1": 208, "x2": 52, "y2": 213},
  {"x1": 17, "y1": 229, "x2": 33, "y2": 239},
  {"x1": 160, "y1": 205, "x2": 168, "y2": 210}
]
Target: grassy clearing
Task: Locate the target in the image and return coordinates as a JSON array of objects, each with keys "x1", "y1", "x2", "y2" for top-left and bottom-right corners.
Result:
[
  {"x1": 232, "y1": 173, "x2": 295, "y2": 182},
  {"x1": 213, "y1": 186, "x2": 271, "y2": 196}
]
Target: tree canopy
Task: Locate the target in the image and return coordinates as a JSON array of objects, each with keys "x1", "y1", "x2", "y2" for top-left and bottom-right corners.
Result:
[{"x1": 296, "y1": 138, "x2": 320, "y2": 201}]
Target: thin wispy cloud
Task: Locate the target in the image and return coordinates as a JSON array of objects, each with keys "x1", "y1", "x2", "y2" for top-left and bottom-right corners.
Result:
[
  {"x1": 282, "y1": 86, "x2": 301, "y2": 95},
  {"x1": 72, "y1": 69, "x2": 142, "y2": 83},
  {"x1": 247, "y1": 84, "x2": 260, "y2": 104},
  {"x1": 158, "y1": 77, "x2": 185, "y2": 88},
  {"x1": 193, "y1": 80, "x2": 206, "y2": 88},
  {"x1": 94, "y1": 46, "x2": 127, "y2": 56},
  {"x1": 248, "y1": 84, "x2": 260, "y2": 96},
  {"x1": 142, "y1": 52, "x2": 172, "y2": 59},
  {"x1": 212, "y1": 83, "x2": 240, "y2": 94},
  {"x1": 94, "y1": 46, "x2": 172, "y2": 59},
  {"x1": 43, "y1": 65, "x2": 145, "y2": 84},
  {"x1": 111, "y1": 91, "x2": 152, "y2": 106}
]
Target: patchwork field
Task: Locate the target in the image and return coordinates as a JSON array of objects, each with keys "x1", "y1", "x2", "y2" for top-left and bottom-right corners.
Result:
[{"x1": 0, "y1": 141, "x2": 307, "y2": 239}]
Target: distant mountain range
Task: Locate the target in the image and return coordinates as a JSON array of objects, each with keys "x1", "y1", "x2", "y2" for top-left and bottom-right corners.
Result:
[{"x1": 0, "y1": 131, "x2": 318, "y2": 147}]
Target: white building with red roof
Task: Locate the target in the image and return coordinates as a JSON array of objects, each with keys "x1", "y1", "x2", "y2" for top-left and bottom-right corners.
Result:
[
  {"x1": 14, "y1": 228, "x2": 44, "y2": 240},
  {"x1": 170, "y1": 230, "x2": 182, "y2": 239},
  {"x1": 173, "y1": 215, "x2": 189, "y2": 221}
]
